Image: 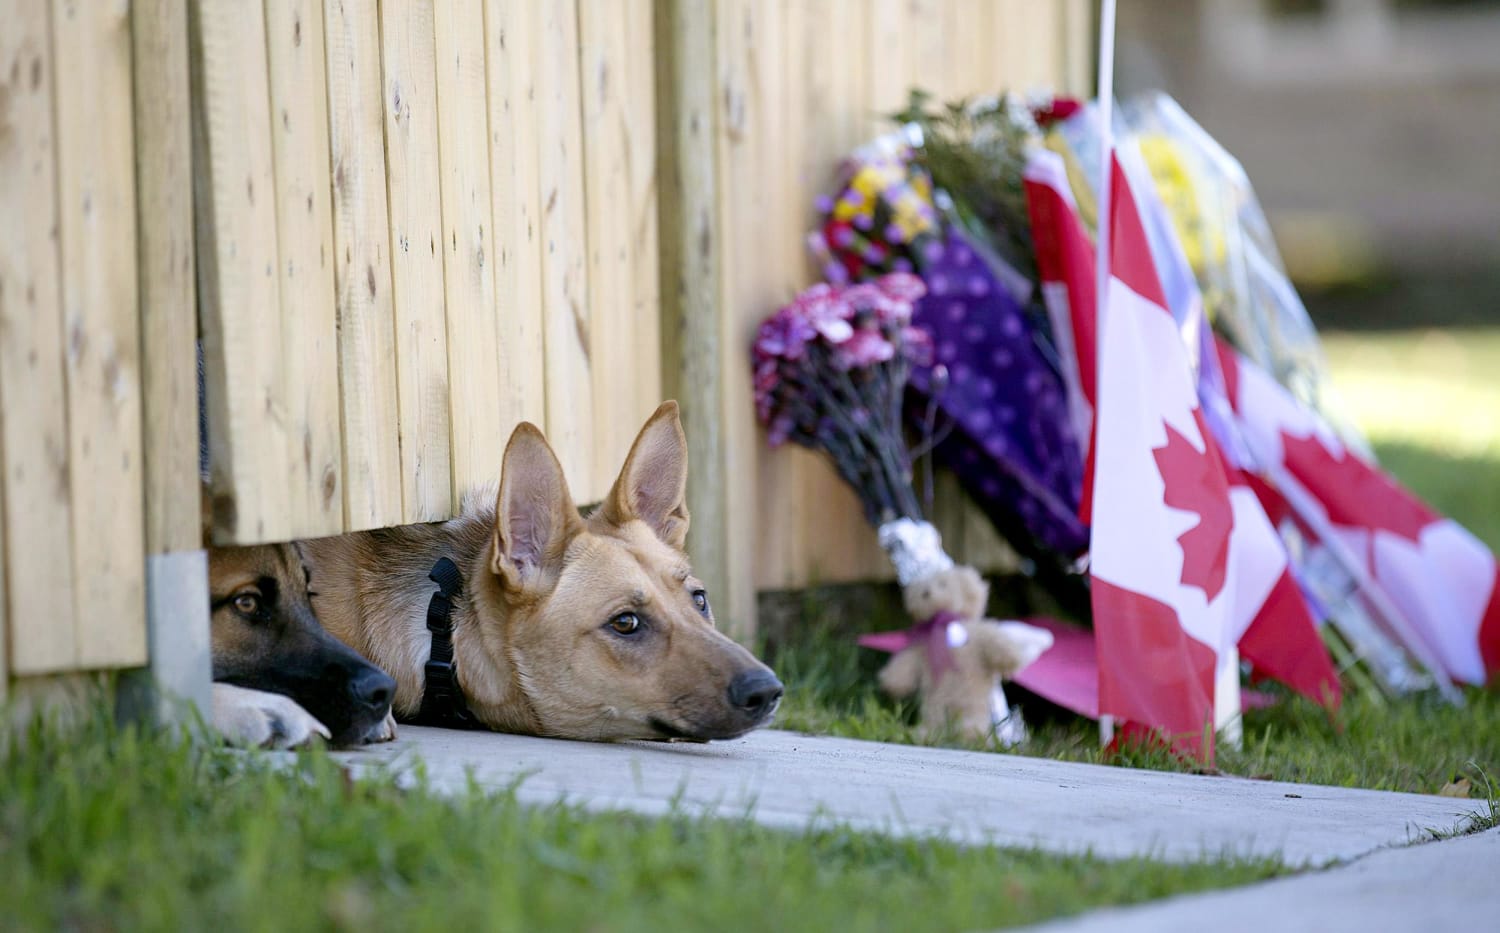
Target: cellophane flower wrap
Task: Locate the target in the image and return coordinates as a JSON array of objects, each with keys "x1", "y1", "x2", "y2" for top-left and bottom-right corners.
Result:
[{"x1": 752, "y1": 273, "x2": 933, "y2": 527}]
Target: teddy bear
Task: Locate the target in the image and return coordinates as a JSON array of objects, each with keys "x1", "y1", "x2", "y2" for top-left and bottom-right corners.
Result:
[{"x1": 862, "y1": 565, "x2": 1054, "y2": 745}]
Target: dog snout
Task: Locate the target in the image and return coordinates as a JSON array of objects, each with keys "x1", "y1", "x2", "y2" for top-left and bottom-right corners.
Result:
[
  {"x1": 727, "y1": 669, "x2": 783, "y2": 719},
  {"x1": 347, "y1": 665, "x2": 396, "y2": 714}
]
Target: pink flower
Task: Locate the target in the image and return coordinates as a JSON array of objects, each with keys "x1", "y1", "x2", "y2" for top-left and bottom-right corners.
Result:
[
  {"x1": 754, "y1": 311, "x2": 817, "y2": 361},
  {"x1": 876, "y1": 272, "x2": 926, "y2": 304},
  {"x1": 835, "y1": 327, "x2": 895, "y2": 370}
]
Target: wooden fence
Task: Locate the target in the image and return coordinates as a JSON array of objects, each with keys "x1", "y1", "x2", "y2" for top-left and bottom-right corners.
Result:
[{"x1": 0, "y1": 0, "x2": 1088, "y2": 701}]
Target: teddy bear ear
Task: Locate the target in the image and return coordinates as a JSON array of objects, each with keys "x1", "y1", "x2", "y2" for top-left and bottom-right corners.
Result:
[
  {"x1": 955, "y1": 566, "x2": 990, "y2": 616},
  {"x1": 975, "y1": 620, "x2": 1054, "y2": 676}
]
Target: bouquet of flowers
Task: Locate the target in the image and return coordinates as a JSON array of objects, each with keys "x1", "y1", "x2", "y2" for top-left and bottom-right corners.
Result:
[
  {"x1": 804, "y1": 122, "x2": 1092, "y2": 613},
  {"x1": 752, "y1": 273, "x2": 931, "y2": 527}
]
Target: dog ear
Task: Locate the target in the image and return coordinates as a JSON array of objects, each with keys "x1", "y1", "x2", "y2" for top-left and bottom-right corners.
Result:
[
  {"x1": 490, "y1": 422, "x2": 582, "y2": 592},
  {"x1": 598, "y1": 401, "x2": 690, "y2": 549}
]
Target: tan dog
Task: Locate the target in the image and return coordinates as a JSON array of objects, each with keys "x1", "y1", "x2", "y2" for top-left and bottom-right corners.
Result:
[
  {"x1": 208, "y1": 544, "x2": 398, "y2": 748},
  {"x1": 301, "y1": 402, "x2": 783, "y2": 742}
]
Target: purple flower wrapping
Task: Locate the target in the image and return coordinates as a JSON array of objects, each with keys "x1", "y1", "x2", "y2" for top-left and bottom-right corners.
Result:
[{"x1": 907, "y1": 229, "x2": 1089, "y2": 557}]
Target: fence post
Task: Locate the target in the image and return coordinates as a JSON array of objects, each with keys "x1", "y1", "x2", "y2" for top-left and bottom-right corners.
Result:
[
  {"x1": 655, "y1": 0, "x2": 755, "y2": 639},
  {"x1": 129, "y1": 0, "x2": 211, "y2": 723}
]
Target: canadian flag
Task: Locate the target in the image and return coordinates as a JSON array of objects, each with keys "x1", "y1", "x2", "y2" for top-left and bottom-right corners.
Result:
[
  {"x1": 1025, "y1": 149, "x2": 1340, "y2": 741},
  {"x1": 1216, "y1": 340, "x2": 1500, "y2": 688},
  {"x1": 1087, "y1": 155, "x2": 1236, "y2": 759}
]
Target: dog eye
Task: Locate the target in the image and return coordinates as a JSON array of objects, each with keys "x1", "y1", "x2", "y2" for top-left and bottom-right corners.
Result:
[
  {"x1": 607, "y1": 612, "x2": 642, "y2": 636},
  {"x1": 692, "y1": 590, "x2": 710, "y2": 615},
  {"x1": 232, "y1": 593, "x2": 260, "y2": 616}
]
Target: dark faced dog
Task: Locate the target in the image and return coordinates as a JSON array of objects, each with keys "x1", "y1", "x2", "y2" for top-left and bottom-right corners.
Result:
[{"x1": 208, "y1": 544, "x2": 397, "y2": 747}]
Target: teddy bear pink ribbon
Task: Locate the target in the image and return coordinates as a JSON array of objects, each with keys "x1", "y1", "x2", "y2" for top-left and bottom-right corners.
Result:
[{"x1": 856, "y1": 610, "x2": 966, "y2": 684}]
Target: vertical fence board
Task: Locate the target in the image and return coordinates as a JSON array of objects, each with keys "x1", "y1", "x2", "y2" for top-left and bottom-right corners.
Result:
[
  {"x1": 712, "y1": 0, "x2": 780, "y2": 628},
  {"x1": 265, "y1": 0, "x2": 345, "y2": 537},
  {"x1": 0, "y1": 448, "x2": 7, "y2": 690},
  {"x1": 323, "y1": 0, "x2": 403, "y2": 532},
  {"x1": 747, "y1": 0, "x2": 807, "y2": 592},
  {"x1": 785, "y1": 0, "x2": 889, "y2": 585},
  {"x1": 373, "y1": 1, "x2": 450, "y2": 528},
  {"x1": 381, "y1": 0, "x2": 454, "y2": 521},
  {"x1": 0, "y1": 3, "x2": 79, "y2": 673},
  {"x1": 51, "y1": 0, "x2": 147, "y2": 668},
  {"x1": 579, "y1": 0, "x2": 661, "y2": 495},
  {"x1": 133, "y1": 0, "x2": 200, "y2": 556},
  {"x1": 433, "y1": 0, "x2": 505, "y2": 496},
  {"x1": 535, "y1": 0, "x2": 594, "y2": 498},
  {"x1": 483, "y1": 0, "x2": 548, "y2": 456},
  {"x1": 191, "y1": 0, "x2": 290, "y2": 545},
  {"x1": 867, "y1": 0, "x2": 913, "y2": 119},
  {"x1": 623, "y1": 0, "x2": 663, "y2": 429},
  {"x1": 944, "y1": 0, "x2": 985, "y2": 100},
  {"x1": 1061, "y1": 0, "x2": 1093, "y2": 97},
  {"x1": 657, "y1": 0, "x2": 731, "y2": 617}
]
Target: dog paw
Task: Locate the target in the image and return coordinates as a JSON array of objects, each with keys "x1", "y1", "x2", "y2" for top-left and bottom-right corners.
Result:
[
  {"x1": 367, "y1": 709, "x2": 399, "y2": 744},
  {"x1": 212, "y1": 683, "x2": 331, "y2": 750}
]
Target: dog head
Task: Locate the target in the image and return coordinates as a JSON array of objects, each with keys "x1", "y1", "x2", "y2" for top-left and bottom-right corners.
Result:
[
  {"x1": 208, "y1": 543, "x2": 396, "y2": 746},
  {"x1": 467, "y1": 402, "x2": 783, "y2": 741}
]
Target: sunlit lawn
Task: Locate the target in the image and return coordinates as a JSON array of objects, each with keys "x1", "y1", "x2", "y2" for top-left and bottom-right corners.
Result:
[{"x1": 1322, "y1": 327, "x2": 1500, "y2": 549}]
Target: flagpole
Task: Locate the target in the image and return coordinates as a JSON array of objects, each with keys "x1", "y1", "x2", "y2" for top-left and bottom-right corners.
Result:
[{"x1": 1094, "y1": 0, "x2": 1117, "y2": 750}]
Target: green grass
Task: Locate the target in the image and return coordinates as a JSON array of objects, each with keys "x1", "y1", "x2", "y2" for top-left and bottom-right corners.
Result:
[{"x1": 0, "y1": 714, "x2": 1284, "y2": 933}]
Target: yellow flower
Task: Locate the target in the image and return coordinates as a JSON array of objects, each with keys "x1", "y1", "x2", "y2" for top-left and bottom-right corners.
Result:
[{"x1": 1137, "y1": 133, "x2": 1227, "y2": 276}]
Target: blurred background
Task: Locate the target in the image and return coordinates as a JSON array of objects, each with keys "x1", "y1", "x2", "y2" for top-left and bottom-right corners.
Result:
[{"x1": 1117, "y1": 0, "x2": 1500, "y2": 548}]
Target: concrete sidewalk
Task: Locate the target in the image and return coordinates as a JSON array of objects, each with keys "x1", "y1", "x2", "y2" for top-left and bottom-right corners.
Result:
[
  {"x1": 337, "y1": 726, "x2": 1484, "y2": 866},
  {"x1": 1025, "y1": 826, "x2": 1500, "y2": 933}
]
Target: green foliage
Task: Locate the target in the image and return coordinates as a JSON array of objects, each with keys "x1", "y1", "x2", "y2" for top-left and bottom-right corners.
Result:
[{"x1": 891, "y1": 88, "x2": 1040, "y2": 279}]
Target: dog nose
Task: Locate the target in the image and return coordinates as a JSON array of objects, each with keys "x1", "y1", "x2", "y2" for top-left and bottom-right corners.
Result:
[
  {"x1": 727, "y1": 669, "x2": 783, "y2": 718},
  {"x1": 349, "y1": 666, "x2": 395, "y2": 712}
]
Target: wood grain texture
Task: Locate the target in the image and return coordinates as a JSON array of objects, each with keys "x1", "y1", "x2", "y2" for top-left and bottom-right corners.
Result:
[
  {"x1": 381, "y1": 0, "x2": 454, "y2": 521},
  {"x1": 191, "y1": 0, "x2": 290, "y2": 545},
  {"x1": 265, "y1": 0, "x2": 345, "y2": 537},
  {"x1": 0, "y1": 1, "x2": 79, "y2": 673},
  {"x1": 434, "y1": 0, "x2": 506, "y2": 498},
  {"x1": 482, "y1": 0, "x2": 547, "y2": 478},
  {"x1": 51, "y1": 0, "x2": 147, "y2": 667},
  {"x1": 534, "y1": 0, "x2": 594, "y2": 499},
  {"x1": 323, "y1": 0, "x2": 403, "y2": 532},
  {"x1": 713, "y1": 0, "x2": 779, "y2": 631},
  {"x1": 656, "y1": 0, "x2": 729, "y2": 617},
  {"x1": 578, "y1": 0, "x2": 662, "y2": 498},
  {"x1": 133, "y1": 0, "x2": 200, "y2": 556}
]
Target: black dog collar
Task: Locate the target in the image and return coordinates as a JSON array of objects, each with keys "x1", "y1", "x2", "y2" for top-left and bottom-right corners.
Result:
[{"x1": 413, "y1": 557, "x2": 481, "y2": 729}]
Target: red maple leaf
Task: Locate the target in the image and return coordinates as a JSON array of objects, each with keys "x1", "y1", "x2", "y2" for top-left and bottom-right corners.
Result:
[
  {"x1": 1152, "y1": 418, "x2": 1233, "y2": 601},
  {"x1": 1280, "y1": 432, "x2": 1436, "y2": 544}
]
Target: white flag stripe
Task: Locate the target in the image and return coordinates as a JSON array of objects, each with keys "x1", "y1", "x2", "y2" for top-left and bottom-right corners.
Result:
[{"x1": 1092, "y1": 277, "x2": 1229, "y2": 656}]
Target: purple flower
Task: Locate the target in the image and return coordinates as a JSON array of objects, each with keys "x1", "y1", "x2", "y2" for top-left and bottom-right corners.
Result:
[{"x1": 767, "y1": 413, "x2": 794, "y2": 447}]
